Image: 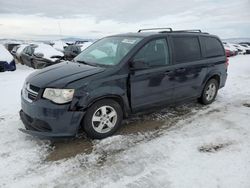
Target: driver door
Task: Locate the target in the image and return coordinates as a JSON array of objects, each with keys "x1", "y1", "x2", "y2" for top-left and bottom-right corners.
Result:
[{"x1": 129, "y1": 38, "x2": 175, "y2": 112}]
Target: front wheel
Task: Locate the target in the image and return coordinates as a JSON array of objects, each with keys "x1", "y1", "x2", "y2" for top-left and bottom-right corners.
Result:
[
  {"x1": 199, "y1": 78, "x2": 219, "y2": 105},
  {"x1": 83, "y1": 99, "x2": 123, "y2": 139}
]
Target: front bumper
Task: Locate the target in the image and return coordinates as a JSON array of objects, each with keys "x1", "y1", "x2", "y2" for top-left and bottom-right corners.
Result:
[{"x1": 20, "y1": 96, "x2": 85, "y2": 138}]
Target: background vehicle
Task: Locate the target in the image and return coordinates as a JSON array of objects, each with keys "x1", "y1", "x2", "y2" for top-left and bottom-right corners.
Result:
[
  {"x1": 223, "y1": 42, "x2": 238, "y2": 56},
  {"x1": 225, "y1": 49, "x2": 231, "y2": 57},
  {"x1": 239, "y1": 44, "x2": 250, "y2": 54},
  {"x1": 63, "y1": 44, "x2": 81, "y2": 60},
  {"x1": 0, "y1": 44, "x2": 16, "y2": 72},
  {"x1": 232, "y1": 44, "x2": 246, "y2": 54},
  {"x1": 20, "y1": 44, "x2": 64, "y2": 69},
  {"x1": 4, "y1": 43, "x2": 20, "y2": 53},
  {"x1": 20, "y1": 28, "x2": 227, "y2": 139}
]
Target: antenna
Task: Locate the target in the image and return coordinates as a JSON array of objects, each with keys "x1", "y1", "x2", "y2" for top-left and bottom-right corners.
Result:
[{"x1": 57, "y1": 21, "x2": 64, "y2": 49}]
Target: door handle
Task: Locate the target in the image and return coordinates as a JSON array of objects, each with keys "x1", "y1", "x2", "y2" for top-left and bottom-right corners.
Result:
[{"x1": 175, "y1": 68, "x2": 186, "y2": 73}]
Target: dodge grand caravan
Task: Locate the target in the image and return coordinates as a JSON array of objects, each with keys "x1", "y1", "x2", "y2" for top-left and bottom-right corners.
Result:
[{"x1": 20, "y1": 28, "x2": 228, "y2": 139}]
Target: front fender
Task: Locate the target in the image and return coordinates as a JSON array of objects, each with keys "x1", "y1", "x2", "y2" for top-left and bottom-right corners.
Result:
[{"x1": 75, "y1": 86, "x2": 131, "y2": 116}]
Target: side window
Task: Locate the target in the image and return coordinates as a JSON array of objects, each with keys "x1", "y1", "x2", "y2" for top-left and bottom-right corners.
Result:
[
  {"x1": 133, "y1": 39, "x2": 169, "y2": 67},
  {"x1": 172, "y1": 36, "x2": 201, "y2": 63},
  {"x1": 203, "y1": 37, "x2": 225, "y2": 57},
  {"x1": 23, "y1": 47, "x2": 28, "y2": 54},
  {"x1": 25, "y1": 47, "x2": 33, "y2": 56}
]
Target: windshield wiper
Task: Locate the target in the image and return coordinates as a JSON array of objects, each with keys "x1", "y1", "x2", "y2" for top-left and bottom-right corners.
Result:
[{"x1": 75, "y1": 60, "x2": 96, "y2": 66}]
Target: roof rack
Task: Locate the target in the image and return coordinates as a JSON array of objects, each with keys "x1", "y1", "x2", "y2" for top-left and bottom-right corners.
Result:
[
  {"x1": 138, "y1": 28, "x2": 208, "y2": 34},
  {"x1": 173, "y1": 29, "x2": 202, "y2": 33},
  {"x1": 138, "y1": 28, "x2": 173, "y2": 33}
]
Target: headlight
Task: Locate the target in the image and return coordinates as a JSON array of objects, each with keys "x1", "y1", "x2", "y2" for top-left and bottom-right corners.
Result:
[{"x1": 43, "y1": 88, "x2": 75, "y2": 104}]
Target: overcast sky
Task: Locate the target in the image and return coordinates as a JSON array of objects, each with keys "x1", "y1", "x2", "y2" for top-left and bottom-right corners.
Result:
[{"x1": 0, "y1": 0, "x2": 249, "y2": 40}]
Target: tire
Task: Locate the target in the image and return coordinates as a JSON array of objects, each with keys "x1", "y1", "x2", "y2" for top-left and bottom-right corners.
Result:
[
  {"x1": 83, "y1": 99, "x2": 123, "y2": 139},
  {"x1": 199, "y1": 78, "x2": 219, "y2": 105}
]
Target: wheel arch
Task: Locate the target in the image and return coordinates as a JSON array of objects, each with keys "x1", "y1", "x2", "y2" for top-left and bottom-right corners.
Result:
[
  {"x1": 89, "y1": 94, "x2": 128, "y2": 114},
  {"x1": 202, "y1": 72, "x2": 221, "y2": 88}
]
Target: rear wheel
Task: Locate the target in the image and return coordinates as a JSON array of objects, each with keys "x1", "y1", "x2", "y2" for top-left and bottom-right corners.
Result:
[
  {"x1": 83, "y1": 99, "x2": 123, "y2": 139},
  {"x1": 199, "y1": 78, "x2": 219, "y2": 105}
]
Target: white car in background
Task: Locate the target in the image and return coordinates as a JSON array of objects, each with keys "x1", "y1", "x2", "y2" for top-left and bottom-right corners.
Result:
[
  {"x1": 20, "y1": 43, "x2": 64, "y2": 69},
  {"x1": 232, "y1": 43, "x2": 246, "y2": 54},
  {"x1": 239, "y1": 44, "x2": 250, "y2": 54},
  {"x1": 0, "y1": 44, "x2": 16, "y2": 72}
]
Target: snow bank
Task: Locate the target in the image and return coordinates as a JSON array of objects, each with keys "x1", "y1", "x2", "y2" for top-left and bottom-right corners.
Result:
[{"x1": 0, "y1": 44, "x2": 13, "y2": 63}]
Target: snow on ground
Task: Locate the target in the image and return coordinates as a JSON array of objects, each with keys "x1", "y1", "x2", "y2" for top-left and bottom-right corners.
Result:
[{"x1": 0, "y1": 56, "x2": 250, "y2": 188}]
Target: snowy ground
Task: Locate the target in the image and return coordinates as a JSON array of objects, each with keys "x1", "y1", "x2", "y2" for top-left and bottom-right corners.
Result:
[{"x1": 0, "y1": 55, "x2": 250, "y2": 188}]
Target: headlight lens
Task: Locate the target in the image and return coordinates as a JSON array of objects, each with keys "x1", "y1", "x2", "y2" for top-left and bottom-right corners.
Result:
[{"x1": 43, "y1": 88, "x2": 75, "y2": 104}]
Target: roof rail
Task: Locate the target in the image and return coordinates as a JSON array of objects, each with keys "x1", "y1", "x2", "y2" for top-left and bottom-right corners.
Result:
[
  {"x1": 138, "y1": 28, "x2": 173, "y2": 33},
  {"x1": 137, "y1": 28, "x2": 208, "y2": 34},
  {"x1": 173, "y1": 29, "x2": 202, "y2": 33}
]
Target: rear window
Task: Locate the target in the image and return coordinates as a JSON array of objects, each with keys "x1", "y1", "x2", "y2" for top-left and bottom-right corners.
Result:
[
  {"x1": 203, "y1": 37, "x2": 224, "y2": 57},
  {"x1": 172, "y1": 36, "x2": 201, "y2": 63}
]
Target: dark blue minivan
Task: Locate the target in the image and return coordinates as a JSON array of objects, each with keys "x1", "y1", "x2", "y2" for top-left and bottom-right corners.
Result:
[{"x1": 20, "y1": 28, "x2": 228, "y2": 139}]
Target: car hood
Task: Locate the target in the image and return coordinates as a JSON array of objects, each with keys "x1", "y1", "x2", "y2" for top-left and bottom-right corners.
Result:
[{"x1": 26, "y1": 61, "x2": 105, "y2": 88}]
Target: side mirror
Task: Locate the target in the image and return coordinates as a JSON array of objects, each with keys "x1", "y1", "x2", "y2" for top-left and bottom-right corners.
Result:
[
  {"x1": 130, "y1": 60, "x2": 149, "y2": 70},
  {"x1": 34, "y1": 53, "x2": 44, "y2": 58}
]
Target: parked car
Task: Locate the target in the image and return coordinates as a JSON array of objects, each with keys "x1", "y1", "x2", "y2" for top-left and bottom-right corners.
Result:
[
  {"x1": 232, "y1": 44, "x2": 246, "y2": 54},
  {"x1": 75, "y1": 40, "x2": 89, "y2": 45},
  {"x1": 223, "y1": 42, "x2": 237, "y2": 56},
  {"x1": 0, "y1": 44, "x2": 16, "y2": 72},
  {"x1": 20, "y1": 28, "x2": 228, "y2": 139},
  {"x1": 63, "y1": 44, "x2": 81, "y2": 60},
  {"x1": 4, "y1": 43, "x2": 20, "y2": 53},
  {"x1": 239, "y1": 44, "x2": 250, "y2": 54},
  {"x1": 225, "y1": 49, "x2": 231, "y2": 57},
  {"x1": 20, "y1": 44, "x2": 64, "y2": 69},
  {"x1": 239, "y1": 42, "x2": 250, "y2": 46}
]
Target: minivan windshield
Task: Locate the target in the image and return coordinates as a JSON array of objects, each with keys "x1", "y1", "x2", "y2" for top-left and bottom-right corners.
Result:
[{"x1": 74, "y1": 36, "x2": 142, "y2": 66}]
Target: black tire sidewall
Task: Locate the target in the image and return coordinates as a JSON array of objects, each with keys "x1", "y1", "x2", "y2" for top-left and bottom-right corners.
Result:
[
  {"x1": 83, "y1": 99, "x2": 123, "y2": 139},
  {"x1": 201, "y1": 79, "x2": 219, "y2": 105}
]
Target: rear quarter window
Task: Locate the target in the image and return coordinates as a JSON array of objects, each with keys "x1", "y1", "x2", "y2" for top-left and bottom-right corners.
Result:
[
  {"x1": 203, "y1": 37, "x2": 225, "y2": 57},
  {"x1": 172, "y1": 36, "x2": 201, "y2": 63}
]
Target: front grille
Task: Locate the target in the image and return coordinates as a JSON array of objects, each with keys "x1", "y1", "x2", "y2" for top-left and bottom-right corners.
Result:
[
  {"x1": 29, "y1": 84, "x2": 40, "y2": 93},
  {"x1": 23, "y1": 83, "x2": 40, "y2": 102}
]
